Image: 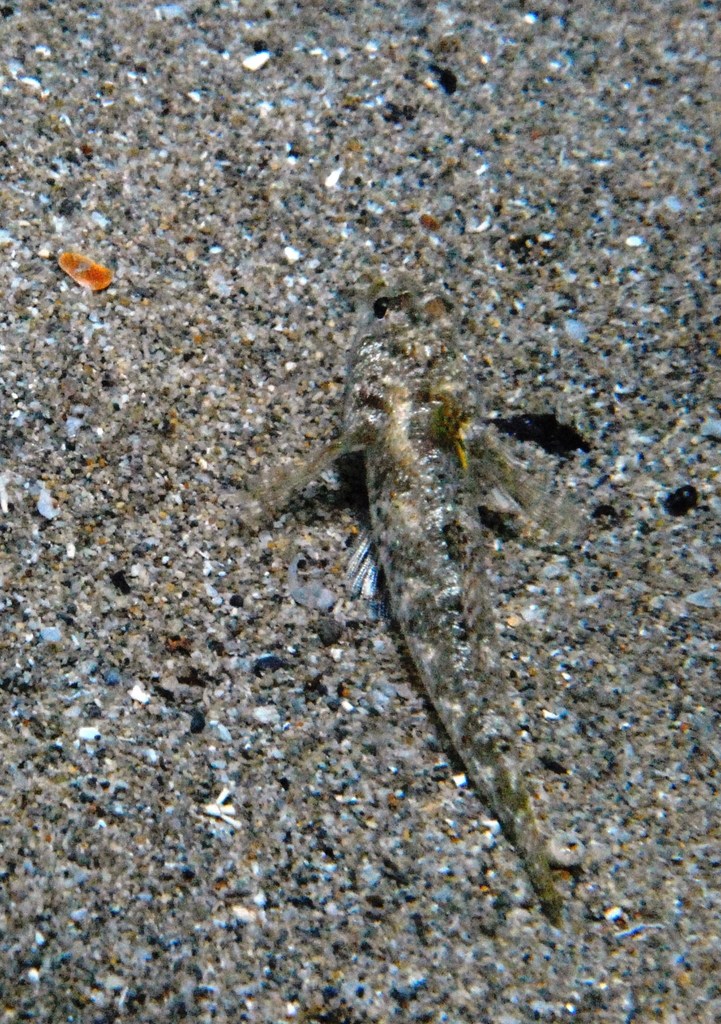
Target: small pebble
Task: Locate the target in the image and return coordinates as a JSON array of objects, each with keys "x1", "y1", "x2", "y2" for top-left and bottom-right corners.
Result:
[
  {"x1": 419, "y1": 213, "x2": 441, "y2": 231},
  {"x1": 109, "y1": 569, "x2": 132, "y2": 594},
  {"x1": 663, "y1": 484, "x2": 698, "y2": 516},
  {"x1": 65, "y1": 416, "x2": 84, "y2": 439},
  {"x1": 317, "y1": 617, "x2": 344, "y2": 646},
  {"x1": 253, "y1": 705, "x2": 280, "y2": 725},
  {"x1": 39, "y1": 626, "x2": 62, "y2": 643},
  {"x1": 189, "y1": 709, "x2": 206, "y2": 734},
  {"x1": 242, "y1": 51, "x2": 270, "y2": 71},
  {"x1": 564, "y1": 318, "x2": 588, "y2": 342},
  {"x1": 213, "y1": 721, "x2": 232, "y2": 743},
  {"x1": 685, "y1": 588, "x2": 718, "y2": 609},
  {"x1": 253, "y1": 653, "x2": 289, "y2": 676},
  {"x1": 37, "y1": 488, "x2": 59, "y2": 520},
  {"x1": 429, "y1": 63, "x2": 458, "y2": 95},
  {"x1": 604, "y1": 905, "x2": 624, "y2": 921},
  {"x1": 78, "y1": 727, "x2": 101, "y2": 742}
]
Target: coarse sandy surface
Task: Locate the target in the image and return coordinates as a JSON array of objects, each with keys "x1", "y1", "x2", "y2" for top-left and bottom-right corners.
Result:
[{"x1": 0, "y1": 1, "x2": 719, "y2": 1021}]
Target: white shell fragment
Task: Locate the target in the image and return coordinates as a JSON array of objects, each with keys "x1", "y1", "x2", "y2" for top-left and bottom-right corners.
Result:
[
  {"x1": 324, "y1": 166, "x2": 343, "y2": 189},
  {"x1": 0, "y1": 472, "x2": 15, "y2": 514},
  {"x1": 242, "y1": 51, "x2": 270, "y2": 71},
  {"x1": 65, "y1": 416, "x2": 84, "y2": 439},
  {"x1": 203, "y1": 786, "x2": 241, "y2": 827},
  {"x1": 39, "y1": 626, "x2": 62, "y2": 643},
  {"x1": 154, "y1": 4, "x2": 185, "y2": 19},
  {"x1": 253, "y1": 705, "x2": 280, "y2": 726},
  {"x1": 78, "y1": 727, "x2": 101, "y2": 742},
  {"x1": 231, "y1": 904, "x2": 262, "y2": 925},
  {"x1": 37, "y1": 487, "x2": 59, "y2": 519},
  {"x1": 128, "y1": 684, "x2": 152, "y2": 704}
]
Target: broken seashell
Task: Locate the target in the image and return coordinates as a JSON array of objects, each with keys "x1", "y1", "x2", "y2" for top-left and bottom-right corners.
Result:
[{"x1": 58, "y1": 251, "x2": 113, "y2": 291}]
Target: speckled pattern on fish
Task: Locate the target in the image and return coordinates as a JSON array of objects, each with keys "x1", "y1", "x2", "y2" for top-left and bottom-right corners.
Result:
[{"x1": 245, "y1": 278, "x2": 571, "y2": 924}]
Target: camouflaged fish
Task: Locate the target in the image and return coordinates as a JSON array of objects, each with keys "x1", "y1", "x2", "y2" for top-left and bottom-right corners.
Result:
[{"x1": 243, "y1": 279, "x2": 566, "y2": 924}]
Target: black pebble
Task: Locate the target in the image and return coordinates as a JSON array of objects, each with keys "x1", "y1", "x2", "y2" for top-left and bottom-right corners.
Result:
[
  {"x1": 317, "y1": 617, "x2": 344, "y2": 646},
  {"x1": 189, "y1": 709, "x2": 206, "y2": 734},
  {"x1": 429, "y1": 63, "x2": 458, "y2": 95},
  {"x1": 58, "y1": 197, "x2": 79, "y2": 217},
  {"x1": 110, "y1": 570, "x2": 132, "y2": 594},
  {"x1": 253, "y1": 653, "x2": 289, "y2": 676},
  {"x1": 663, "y1": 484, "x2": 698, "y2": 516},
  {"x1": 539, "y1": 754, "x2": 569, "y2": 775}
]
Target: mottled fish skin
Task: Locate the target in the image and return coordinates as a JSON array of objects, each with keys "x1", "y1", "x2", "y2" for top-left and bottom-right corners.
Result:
[
  {"x1": 245, "y1": 280, "x2": 564, "y2": 925},
  {"x1": 344, "y1": 285, "x2": 563, "y2": 925}
]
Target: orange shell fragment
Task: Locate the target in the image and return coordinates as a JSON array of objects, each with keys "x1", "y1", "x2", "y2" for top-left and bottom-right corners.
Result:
[{"x1": 58, "y1": 251, "x2": 113, "y2": 291}]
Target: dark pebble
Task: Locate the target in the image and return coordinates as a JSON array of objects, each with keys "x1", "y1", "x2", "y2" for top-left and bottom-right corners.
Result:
[
  {"x1": 317, "y1": 617, "x2": 344, "y2": 646},
  {"x1": 57, "y1": 197, "x2": 79, "y2": 217},
  {"x1": 189, "y1": 709, "x2": 206, "y2": 734},
  {"x1": 539, "y1": 754, "x2": 569, "y2": 775},
  {"x1": 253, "y1": 654, "x2": 289, "y2": 676},
  {"x1": 429, "y1": 63, "x2": 458, "y2": 94},
  {"x1": 663, "y1": 484, "x2": 698, "y2": 516},
  {"x1": 109, "y1": 570, "x2": 132, "y2": 595}
]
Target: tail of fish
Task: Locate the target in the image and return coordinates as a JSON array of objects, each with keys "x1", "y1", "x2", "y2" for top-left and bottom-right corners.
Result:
[{"x1": 365, "y1": 453, "x2": 565, "y2": 925}]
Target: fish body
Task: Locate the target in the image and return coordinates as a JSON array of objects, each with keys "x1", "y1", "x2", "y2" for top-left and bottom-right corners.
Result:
[{"x1": 247, "y1": 281, "x2": 564, "y2": 924}]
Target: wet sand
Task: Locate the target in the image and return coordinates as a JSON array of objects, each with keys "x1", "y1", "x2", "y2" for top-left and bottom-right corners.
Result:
[{"x1": 0, "y1": 1, "x2": 719, "y2": 1020}]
